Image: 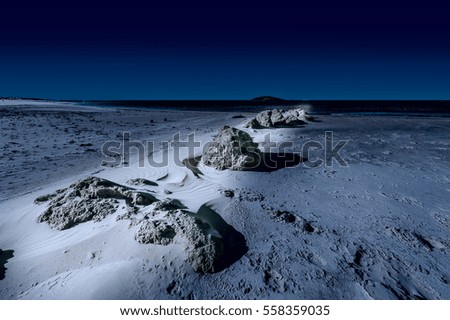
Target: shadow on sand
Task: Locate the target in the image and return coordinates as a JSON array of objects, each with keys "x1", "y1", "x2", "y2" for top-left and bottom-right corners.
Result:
[
  {"x1": 252, "y1": 152, "x2": 304, "y2": 172},
  {"x1": 196, "y1": 205, "x2": 248, "y2": 273},
  {"x1": 0, "y1": 249, "x2": 14, "y2": 281},
  {"x1": 183, "y1": 152, "x2": 304, "y2": 174}
]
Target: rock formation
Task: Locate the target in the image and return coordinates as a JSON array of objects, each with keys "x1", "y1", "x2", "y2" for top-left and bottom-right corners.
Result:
[
  {"x1": 35, "y1": 180, "x2": 232, "y2": 273},
  {"x1": 245, "y1": 107, "x2": 313, "y2": 128},
  {"x1": 36, "y1": 176, "x2": 157, "y2": 230},
  {"x1": 134, "y1": 199, "x2": 224, "y2": 273},
  {"x1": 202, "y1": 125, "x2": 262, "y2": 170}
]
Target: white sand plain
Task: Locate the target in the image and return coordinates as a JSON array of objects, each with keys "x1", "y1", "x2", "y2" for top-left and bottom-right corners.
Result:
[{"x1": 0, "y1": 100, "x2": 449, "y2": 299}]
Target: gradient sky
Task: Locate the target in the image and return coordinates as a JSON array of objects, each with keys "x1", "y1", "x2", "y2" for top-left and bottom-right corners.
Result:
[{"x1": 1, "y1": 1, "x2": 449, "y2": 100}]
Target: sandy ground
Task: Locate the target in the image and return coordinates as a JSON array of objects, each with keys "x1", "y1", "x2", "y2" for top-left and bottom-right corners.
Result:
[{"x1": 0, "y1": 100, "x2": 449, "y2": 299}]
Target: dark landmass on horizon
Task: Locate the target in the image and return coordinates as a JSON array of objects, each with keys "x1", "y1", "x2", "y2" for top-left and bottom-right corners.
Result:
[{"x1": 2, "y1": 97, "x2": 449, "y2": 115}]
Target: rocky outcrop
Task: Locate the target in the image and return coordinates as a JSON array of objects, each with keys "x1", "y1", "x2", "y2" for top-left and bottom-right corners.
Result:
[
  {"x1": 36, "y1": 181, "x2": 230, "y2": 273},
  {"x1": 245, "y1": 108, "x2": 313, "y2": 128},
  {"x1": 135, "y1": 219, "x2": 176, "y2": 245},
  {"x1": 36, "y1": 177, "x2": 157, "y2": 230},
  {"x1": 202, "y1": 125, "x2": 262, "y2": 170},
  {"x1": 256, "y1": 110, "x2": 273, "y2": 127},
  {"x1": 35, "y1": 174, "x2": 245, "y2": 273},
  {"x1": 134, "y1": 199, "x2": 223, "y2": 273},
  {"x1": 171, "y1": 210, "x2": 223, "y2": 273}
]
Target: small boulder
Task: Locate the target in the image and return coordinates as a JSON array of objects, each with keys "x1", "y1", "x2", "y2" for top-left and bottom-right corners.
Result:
[{"x1": 202, "y1": 125, "x2": 262, "y2": 170}]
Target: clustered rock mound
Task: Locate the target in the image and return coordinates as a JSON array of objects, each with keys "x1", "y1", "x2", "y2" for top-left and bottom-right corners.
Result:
[
  {"x1": 35, "y1": 177, "x2": 224, "y2": 273},
  {"x1": 202, "y1": 125, "x2": 262, "y2": 170},
  {"x1": 245, "y1": 108, "x2": 313, "y2": 128},
  {"x1": 36, "y1": 177, "x2": 157, "y2": 230},
  {"x1": 135, "y1": 200, "x2": 223, "y2": 273}
]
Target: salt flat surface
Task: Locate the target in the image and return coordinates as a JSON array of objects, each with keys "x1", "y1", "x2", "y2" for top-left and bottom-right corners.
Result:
[{"x1": 0, "y1": 101, "x2": 449, "y2": 299}]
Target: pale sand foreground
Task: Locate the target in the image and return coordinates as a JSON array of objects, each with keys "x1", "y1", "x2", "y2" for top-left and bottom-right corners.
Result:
[{"x1": 0, "y1": 101, "x2": 449, "y2": 299}]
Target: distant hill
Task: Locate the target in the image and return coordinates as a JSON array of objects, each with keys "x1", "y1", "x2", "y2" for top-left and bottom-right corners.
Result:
[{"x1": 250, "y1": 96, "x2": 285, "y2": 103}]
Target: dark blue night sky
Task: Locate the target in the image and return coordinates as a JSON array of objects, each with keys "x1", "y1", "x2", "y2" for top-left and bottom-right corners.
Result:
[{"x1": 1, "y1": 1, "x2": 449, "y2": 100}]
